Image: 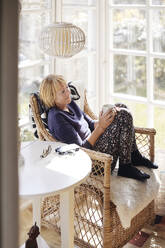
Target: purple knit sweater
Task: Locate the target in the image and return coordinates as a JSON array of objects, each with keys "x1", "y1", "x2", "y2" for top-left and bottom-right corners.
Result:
[{"x1": 48, "y1": 100, "x2": 95, "y2": 149}]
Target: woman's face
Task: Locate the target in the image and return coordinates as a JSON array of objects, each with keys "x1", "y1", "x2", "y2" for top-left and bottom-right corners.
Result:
[{"x1": 55, "y1": 83, "x2": 71, "y2": 109}]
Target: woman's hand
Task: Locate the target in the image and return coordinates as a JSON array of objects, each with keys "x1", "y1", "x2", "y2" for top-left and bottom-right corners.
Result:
[
  {"x1": 98, "y1": 108, "x2": 116, "y2": 131},
  {"x1": 88, "y1": 107, "x2": 117, "y2": 146}
]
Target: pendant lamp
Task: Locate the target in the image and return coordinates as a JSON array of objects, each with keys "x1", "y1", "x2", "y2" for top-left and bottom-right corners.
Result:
[{"x1": 39, "y1": 22, "x2": 85, "y2": 58}]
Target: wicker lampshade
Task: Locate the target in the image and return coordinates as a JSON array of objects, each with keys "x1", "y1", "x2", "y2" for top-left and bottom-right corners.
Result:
[{"x1": 39, "y1": 22, "x2": 86, "y2": 58}]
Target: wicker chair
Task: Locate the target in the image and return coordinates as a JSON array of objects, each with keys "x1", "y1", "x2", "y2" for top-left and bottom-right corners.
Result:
[{"x1": 30, "y1": 90, "x2": 156, "y2": 248}]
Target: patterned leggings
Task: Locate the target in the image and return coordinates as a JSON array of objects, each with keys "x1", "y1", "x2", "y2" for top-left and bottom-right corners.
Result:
[{"x1": 93, "y1": 103, "x2": 138, "y2": 171}]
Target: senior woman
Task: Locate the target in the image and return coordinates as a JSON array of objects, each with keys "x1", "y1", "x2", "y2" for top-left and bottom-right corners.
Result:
[{"x1": 39, "y1": 74, "x2": 158, "y2": 182}]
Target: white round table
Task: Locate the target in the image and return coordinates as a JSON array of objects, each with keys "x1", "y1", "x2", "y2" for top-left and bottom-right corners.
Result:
[{"x1": 19, "y1": 140, "x2": 91, "y2": 248}]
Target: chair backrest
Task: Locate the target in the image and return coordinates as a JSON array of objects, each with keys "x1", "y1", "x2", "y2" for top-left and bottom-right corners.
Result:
[{"x1": 29, "y1": 81, "x2": 97, "y2": 141}]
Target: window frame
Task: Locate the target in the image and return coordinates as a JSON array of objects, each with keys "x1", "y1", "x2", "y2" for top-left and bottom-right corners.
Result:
[{"x1": 108, "y1": 0, "x2": 165, "y2": 130}]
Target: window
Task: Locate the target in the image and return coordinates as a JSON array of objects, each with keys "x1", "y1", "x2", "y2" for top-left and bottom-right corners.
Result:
[
  {"x1": 108, "y1": 0, "x2": 165, "y2": 149},
  {"x1": 18, "y1": 0, "x2": 165, "y2": 150},
  {"x1": 58, "y1": 0, "x2": 97, "y2": 112},
  {"x1": 18, "y1": 0, "x2": 53, "y2": 140}
]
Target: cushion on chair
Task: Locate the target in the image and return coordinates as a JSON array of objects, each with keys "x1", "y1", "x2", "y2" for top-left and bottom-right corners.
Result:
[
  {"x1": 29, "y1": 106, "x2": 38, "y2": 138},
  {"x1": 29, "y1": 81, "x2": 85, "y2": 139},
  {"x1": 89, "y1": 167, "x2": 160, "y2": 229},
  {"x1": 69, "y1": 81, "x2": 85, "y2": 110},
  {"x1": 29, "y1": 93, "x2": 49, "y2": 138},
  {"x1": 68, "y1": 82, "x2": 80, "y2": 101},
  {"x1": 110, "y1": 167, "x2": 160, "y2": 228}
]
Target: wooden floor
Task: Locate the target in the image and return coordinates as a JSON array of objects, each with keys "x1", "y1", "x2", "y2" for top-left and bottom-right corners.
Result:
[
  {"x1": 19, "y1": 149, "x2": 165, "y2": 247},
  {"x1": 19, "y1": 203, "x2": 165, "y2": 248},
  {"x1": 19, "y1": 202, "x2": 61, "y2": 248}
]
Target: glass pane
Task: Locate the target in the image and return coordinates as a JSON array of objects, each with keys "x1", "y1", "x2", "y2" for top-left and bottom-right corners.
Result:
[
  {"x1": 114, "y1": 98, "x2": 147, "y2": 127},
  {"x1": 56, "y1": 55, "x2": 96, "y2": 95},
  {"x1": 154, "y1": 58, "x2": 165, "y2": 101},
  {"x1": 152, "y1": 0, "x2": 165, "y2": 5},
  {"x1": 63, "y1": 0, "x2": 96, "y2": 4},
  {"x1": 18, "y1": 65, "x2": 50, "y2": 119},
  {"x1": 114, "y1": 55, "x2": 146, "y2": 97},
  {"x1": 112, "y1": 0, "x2": 145, "y2": 4},
  {"x1": 57, "y1": 57, "x2": 88, "y2": 83},
  {"x1": 154, "y1": 106, "x2": 165, "y2": 149},
  {"x1": 87, "y1": 55, "x2": 96, "y2": 96},
  {"x1": 113, "y1": 9, "x2": 146, "y2": 50},
  {"x1": 19, "y1": 13, "x2": 51, "y2": 63},
  {"x1": 20, "y1": 126, "x2": 35, "y2": 141},
  {"x1": 21, "y1": 0, "x2": 52, "y2": 9},
  {"x1": 62, "y1": 8, "x2": 96, "y2": 50},
  {"x1": 152, "y1": 10, "x2": 165, "y2": 53}
]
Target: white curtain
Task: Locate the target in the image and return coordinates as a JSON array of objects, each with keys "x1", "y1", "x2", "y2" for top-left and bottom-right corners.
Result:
[{"x1": 0, "y1": 1, "x2": 19, "y2": 247}]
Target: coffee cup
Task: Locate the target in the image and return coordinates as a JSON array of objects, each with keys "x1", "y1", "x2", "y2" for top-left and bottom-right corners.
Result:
[{"x1": 102, "y1": 104, "x2": 115, "y2": 114}]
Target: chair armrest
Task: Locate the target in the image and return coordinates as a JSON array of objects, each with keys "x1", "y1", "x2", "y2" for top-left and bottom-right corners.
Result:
[
  {"x1": 135, "y1": 127, "x2": 156, "y2": 135},
  {"x1": 84, "y1": 90, "x2": 98, "y2": 120},
  {"x1": 135, "y1": 127, "x2": 156, "y2": 162}
]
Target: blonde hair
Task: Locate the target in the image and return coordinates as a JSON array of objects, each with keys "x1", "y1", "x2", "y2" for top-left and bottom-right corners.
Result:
[{"x1": 39, "y1": 74, "x2": 67, "y2": 108}]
